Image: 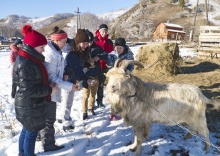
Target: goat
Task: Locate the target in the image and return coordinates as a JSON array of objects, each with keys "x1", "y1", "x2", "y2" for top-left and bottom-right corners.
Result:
[{"x1": 105, "y1": 59, "x2": 220, "y2": 156}]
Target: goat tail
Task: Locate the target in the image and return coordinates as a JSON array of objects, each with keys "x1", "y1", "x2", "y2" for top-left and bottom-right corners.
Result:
[{"x1": 205, "y1": 97, "x2": 220, "y2": 110}]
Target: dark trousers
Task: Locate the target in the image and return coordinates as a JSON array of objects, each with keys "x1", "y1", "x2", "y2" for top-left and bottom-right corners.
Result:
[
  {"x1": 39, "y1": 101, "x2": 56, "y2": 149},
  {"x1": 96, "y1": 72, "x2": 106, "y2": 103},
  {"x1": 19, "y1": 127, "x2": 38, "y2": 156}
]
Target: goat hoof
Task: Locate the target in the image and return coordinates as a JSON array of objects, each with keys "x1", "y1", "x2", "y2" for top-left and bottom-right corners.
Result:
[
  {"x1": 129, "y1": 146, "x2": 137, "y2": 152},
  {"x1": 130, "y1": 148, "x2": 136, "y2": 152},
  {"x1": 184, "y1": 132, "x2": 192, "y2": 140}
]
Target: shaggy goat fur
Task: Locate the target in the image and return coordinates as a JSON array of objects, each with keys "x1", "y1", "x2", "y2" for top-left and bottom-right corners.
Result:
[{"x1": 105, "y1": 59, "x2": 220, "y2": 156}]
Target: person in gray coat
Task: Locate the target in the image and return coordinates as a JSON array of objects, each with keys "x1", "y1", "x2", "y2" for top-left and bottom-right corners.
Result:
[{"x1": 39, "y1": 26, "x2": 79, "y2": 152}]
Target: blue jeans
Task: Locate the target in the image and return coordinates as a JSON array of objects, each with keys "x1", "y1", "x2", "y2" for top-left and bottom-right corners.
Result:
[{"x1": 19, "y1": 127, "x2": 38, "y2": 156}]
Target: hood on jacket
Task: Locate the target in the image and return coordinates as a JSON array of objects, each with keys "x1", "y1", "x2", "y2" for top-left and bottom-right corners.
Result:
[{"x1": 10, "y1": 44, "x2": 19, "y2": 51}]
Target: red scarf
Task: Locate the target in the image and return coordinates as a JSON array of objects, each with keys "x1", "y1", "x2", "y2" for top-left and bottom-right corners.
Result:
[{"x1": 19, "y1": 49, "x2": 51, "y2": 102}]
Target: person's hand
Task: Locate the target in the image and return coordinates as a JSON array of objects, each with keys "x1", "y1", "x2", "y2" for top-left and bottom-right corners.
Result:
[
  {"x1": 92, "y1": 56, "x2": 100, "y2": 62},
  {"x1": 87, "y1": 79, "x2": 97, "y2": 86},
  {"x1": 50, "y1": 83, "x2": 58, "y2": 94},
  {"x1": 63, "y1": 75, "x2": 68, "y2": 80},
  {"x1": 72, "y1": 84, "x2": 81, "y2": 91}
]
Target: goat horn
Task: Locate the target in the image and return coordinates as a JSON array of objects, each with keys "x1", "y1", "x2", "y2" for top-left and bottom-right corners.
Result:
[
  {"x1": 120, "y1": 60, "x2": 144, "y2": 70},
  {"x1": 114, "y1": 58, "x2": 124, "y2": 68}
]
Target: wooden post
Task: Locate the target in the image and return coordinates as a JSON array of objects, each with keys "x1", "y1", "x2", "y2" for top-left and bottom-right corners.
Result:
[
  {"x1": 173, "y1": 32, "x2": 179, "y2": 53},
  {"x1": 189, "y1": 0, "x2": 199, "y2": 42}
]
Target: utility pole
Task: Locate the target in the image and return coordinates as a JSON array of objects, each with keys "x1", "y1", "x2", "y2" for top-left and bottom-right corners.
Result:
[
  {"x1": 189, "y1": 0, "x2": 199, "y2": 42},
  {"x1": 204, "y1": 0, "x2": 209, "y2": 25},
  {"x1": 75, "y1": 7, "x2": 81, "y2": 31}
]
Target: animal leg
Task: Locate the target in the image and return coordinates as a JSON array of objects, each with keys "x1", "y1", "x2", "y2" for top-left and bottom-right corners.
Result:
[
  {"x1": 198, "y1": 126, "x2": 210, "y2": 152},
  {"x1": 129, "y1": 134, "x2": 143, "y2": 156},
  {"x1": 129, "y1": 135, "x2": 138, "y2": 152},
  {"x1": 130, "y1": 126, "x2": 149, "y2": 156},
  {"x1": 189, "y1": 116, "x2": 210, "y2": 152},
  {"x1": 134, "y1": 138, "x2": 143, "y2": 156}
]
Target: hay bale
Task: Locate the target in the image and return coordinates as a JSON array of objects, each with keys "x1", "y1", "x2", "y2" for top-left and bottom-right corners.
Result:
[{"x1": 135, "y1": 42, "x2": 182, "y2": 76}]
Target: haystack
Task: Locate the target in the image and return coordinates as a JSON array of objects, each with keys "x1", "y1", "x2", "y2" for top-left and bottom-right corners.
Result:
[{"x1": 135, "y1": 42, "x2": 182, "y2": 76}]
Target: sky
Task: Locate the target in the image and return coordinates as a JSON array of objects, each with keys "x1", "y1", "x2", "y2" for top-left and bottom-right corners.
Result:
[
  {"x1": 0, "y1": 0, "x2": 138, "y2": 19},
  {"x1": 0, "y1": 46, "x2": 219, "y2": 156}
]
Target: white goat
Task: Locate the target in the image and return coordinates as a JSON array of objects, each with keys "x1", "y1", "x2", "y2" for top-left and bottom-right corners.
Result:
[{"x1": 105, "y1": 59, "x2": 220, "y2": 156}]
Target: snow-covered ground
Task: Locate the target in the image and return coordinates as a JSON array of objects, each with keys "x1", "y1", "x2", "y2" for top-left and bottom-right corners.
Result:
[{"x1": 0, "y1": 46, "x2": 219, "y2": 156}]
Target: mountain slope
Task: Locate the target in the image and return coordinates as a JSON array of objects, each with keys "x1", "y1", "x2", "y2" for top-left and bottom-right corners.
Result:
[{"x1": 109, "y1": 0, "x2": 220, "y2": 41}]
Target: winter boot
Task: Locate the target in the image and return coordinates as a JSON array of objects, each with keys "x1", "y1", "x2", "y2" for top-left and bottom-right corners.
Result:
[
  {"x1": 44, "y1": 144, "x2": 65, "y2": 152},
  {"x1": 63, "y1": 125, "x2": 75, "y2": 132},
  {"x1": 88, "y1": 109, "x2": 96, "y2": 116},
  {"x1": 97, "y1": 102, "x2": 105, "y2": 108},
  {"x1": 83, "y1": 113, "x2": 88, "y2": 120}
]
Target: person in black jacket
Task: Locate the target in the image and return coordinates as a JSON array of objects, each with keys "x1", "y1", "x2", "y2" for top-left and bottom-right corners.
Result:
[
  {"x1": 85, "y1": 29, "x2": 108, "y2": 110},
  {"x1": 12, "y1": 24, "x2": 58, "y2": 156}
]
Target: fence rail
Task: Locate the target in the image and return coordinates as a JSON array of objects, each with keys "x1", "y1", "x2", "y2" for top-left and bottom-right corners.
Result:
[{"x1": 0, "y1": 45, "x2": 10, "y2": 50}]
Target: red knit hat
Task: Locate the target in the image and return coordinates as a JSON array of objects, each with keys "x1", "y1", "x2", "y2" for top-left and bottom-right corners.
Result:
[{"x1": 22, "y1": 24, "x2": 47, "y2": 48}]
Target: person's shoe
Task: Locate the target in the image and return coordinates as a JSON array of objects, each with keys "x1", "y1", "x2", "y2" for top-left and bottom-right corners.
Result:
[
  {"x1": 63, "y1": 125, "x2": 75, "y2": 132},
  {"x1": 83, "y1": 113, "x2": 88, "y2": 120},
  {"x1": 44, "y1": 145, "x2": 65, "y2": 152},
  {"x1": 57, "y1": 119, "x2": 62, "y2": 124},
  {"x1": 98, "y1": 102, "x2": 105, "y2": 108},
  {"x1": 88, "y1": 109, "x2": 96, "y2": 116},
  {"x1": 110, "y1": 114, "x2": 117, "y2": 121}
]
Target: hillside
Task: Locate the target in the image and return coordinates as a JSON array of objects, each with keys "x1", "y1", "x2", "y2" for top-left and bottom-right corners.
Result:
[
  {"x1": 109, "y1": 0, "x2": 220, "y2": 41},
  {"x1": 1, "y1": 0, "x2": 220, "y2": 41}
]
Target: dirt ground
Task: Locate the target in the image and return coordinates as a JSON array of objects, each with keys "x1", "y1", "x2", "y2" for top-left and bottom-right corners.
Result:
[{"x1": 133, "y1": 56, "x2": 220, "y2": 133}]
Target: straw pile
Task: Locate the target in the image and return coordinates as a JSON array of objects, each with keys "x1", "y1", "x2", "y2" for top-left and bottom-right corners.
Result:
[{"x1": 135, "y1": 42, "x2": 182, "y2": 76}]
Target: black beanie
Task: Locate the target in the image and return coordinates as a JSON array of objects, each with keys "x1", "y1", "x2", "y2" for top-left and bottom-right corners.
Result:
[
  {"x1": 14, "y1": 39, "x2": 22, "y2": 46},
  {"x1": 85, "y1": 29, "x2": 94, "y2": 41},
  {"x1": 99, "y1": 24, "x2": 108, "y2": 30},
  {"x1": 74, "y1": 29, "x2": 89, "y2": 45},
  {"x1": 115, "y1": 38, "x2": 126, "y2": 47}
]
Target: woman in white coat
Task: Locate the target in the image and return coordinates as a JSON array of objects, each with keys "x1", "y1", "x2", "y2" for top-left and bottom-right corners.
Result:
[{"x1": 39, "y1": 26, "x2": 79, "y2": 152}]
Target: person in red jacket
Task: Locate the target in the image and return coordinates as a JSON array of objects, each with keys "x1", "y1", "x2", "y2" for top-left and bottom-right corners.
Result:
[
  {"x1": 94, "y1": 24, "x2": 113, "y2": 108},
  {"x1": 9, "y1": 39, "x2": 22, "y2": 76},
  {"x1": 9, "y1": 39, "x2": 22, "y2": 65}
]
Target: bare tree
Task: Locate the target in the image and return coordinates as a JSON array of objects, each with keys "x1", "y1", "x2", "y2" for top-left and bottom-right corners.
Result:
[{"x1": 80, "y1": 13, "x2": 110, "y2": 33}]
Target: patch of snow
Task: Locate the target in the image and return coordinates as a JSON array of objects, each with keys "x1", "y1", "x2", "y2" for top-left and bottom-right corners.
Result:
[
  {"x1": 30, "y1": 16, "x2": 53, "y2": 23},
  {"x1": 96, "y1": 8, "x2": 131, "y2": 20}
]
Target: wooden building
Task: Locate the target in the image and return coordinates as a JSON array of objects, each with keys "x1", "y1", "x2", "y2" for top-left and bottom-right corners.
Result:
[
  {"x1": 153, "y1": 23, "x2": 186, "y2": 42},
  {"x1": 197, "y1": 26, "x2": 220, "y2": 58}
]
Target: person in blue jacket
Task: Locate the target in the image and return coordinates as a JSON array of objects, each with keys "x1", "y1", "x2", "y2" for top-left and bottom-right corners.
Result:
[
  {"x1": 107, "y1": 37, "x2": 134, "y2": 121},
  {"x1": 62, "y1": 29, "x2": 95, "y2": 125},
  {"x1": 107, "y1": 37, "x2": 134, "y2": 72}
]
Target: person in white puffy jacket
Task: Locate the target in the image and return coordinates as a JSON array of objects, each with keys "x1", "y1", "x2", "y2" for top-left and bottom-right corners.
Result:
[{"x1": 39, "y1": 26, "x2": 79, "y2": 152}]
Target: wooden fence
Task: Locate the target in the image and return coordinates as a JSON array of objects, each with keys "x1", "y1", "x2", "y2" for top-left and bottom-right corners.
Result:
[{"x1": 197, "y1": 26, "x2": 220, "y2": 58}]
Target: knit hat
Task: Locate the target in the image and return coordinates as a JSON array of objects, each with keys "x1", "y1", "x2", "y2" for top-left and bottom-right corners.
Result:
[
  {"x1": 85, "y1": 29, "x2": 94, "y2": 41},
  {"x1": 22, "y1": 24, "x2": 47, "y2": 48},
  {"x1": 99, "y1": 24, "x2": 108, "y2": 30},
  {"x1": 115, "y1": 37, "x2": 126, "y2": 48},
  {"x1": 74, "y1": 29, "x2": 89, "y2": 45},
  {"x1": 14, "y1": 39, "x2": 22, "y2": 46}
]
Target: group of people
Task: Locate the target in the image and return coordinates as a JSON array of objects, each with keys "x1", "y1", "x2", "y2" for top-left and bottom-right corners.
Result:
[{"x1": 10, "y1": 23, "x2": 134, "y2": 156}]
